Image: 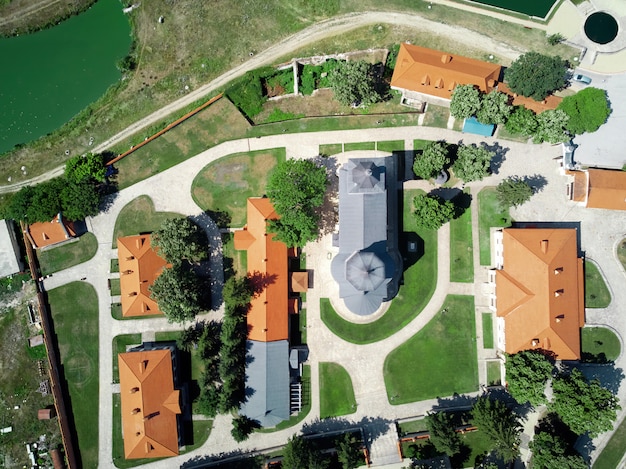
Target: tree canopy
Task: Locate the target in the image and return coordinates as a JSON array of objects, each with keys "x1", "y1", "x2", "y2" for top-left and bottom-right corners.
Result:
[
  {"x1": 329, "y1": 60, "x2": 381, "y2": 107},
  {"x1": 412, "y1": 193, "x2": 455, "y2": 230},
  {"x1": 152, "y1": 218, "x2": 207, "y2": 265},
  {"x1": 550, "y1": 368, "x2": 620, "y2": 437},
  {"x1": 449, "y1": 84, "x2": 482, "y2": 119},
  {"x1": 282, "y1": 435, "x2": 328, "y2": 469},
  {"x1": 471, "y1": 396, "x2": 522, "y2": 463},
  {"x1": 335, "y1": 433, "x2": 364, "y2": 469},
  {"x1": 476, "y1": 90, "x2": 512, "y2": 125},
  {"x1": 505, "y1": 350, "x2": 554, "y2": 406},
  {"x1": 149, "y1": 264, "x2": 202, "y2": 323},
  {"x1": 558, "y1": 87, "x2": 611, "y2": 135},
  {"x1": 496, "y1": 177, "x2": 534, "y2": 208},
  {"x1": 231, "y1": 415, "x2": 260, "y2": 442},
  {"x1": 425, "y1": 412, "x2": 462, "y2": 457},
  {"x1": 413, "y1": 141, "x2": 450, "y2": 180},
  {"x1": 64, "y1": 152, "x2": 107, "y2": 183},
  {"x1": 266, "y1": 159, "x2": 328, "y2": 247},
  {"x1": 533, "y1": 109, "x2": 570, "y2": 144},
  {"x1": 530, "y1": 420, "x2": 588, "y2": 469},
  {"x1": 452, "y1": 144, "x2": 493, "y2": 182},
  {"x1": 504, "y1": 106, "x2": 537, "y2": 136},
  {"x1": 504, "y1": 52, "x2": 567, "y2": 101}
]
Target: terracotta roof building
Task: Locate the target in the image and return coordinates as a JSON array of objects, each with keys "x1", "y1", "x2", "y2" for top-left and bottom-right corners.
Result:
[
  {"x1": 567, "y1": 168, "x2": 626, "y2": 211},
  {"x1": 117, "y1": 235, "x2": 169, "y2": 318},
  {"x1": 498, "y1": 83, "x2": 562, "y2": 114},
  {"x1": 118, "y1": 347, "x2": 181, "y2": 459},
  {"x1": 390, "y1": 43, "x2": 502, "y2": 102},
  {"x1": 234, "y1": 197, "x2": 292, "y2": 427},
  {"x1": 490, "y1": 228, "x2": 585, "y2": 360},
  {"x1": 26, "y1": 214, "x2": 76, "y2": 249}
]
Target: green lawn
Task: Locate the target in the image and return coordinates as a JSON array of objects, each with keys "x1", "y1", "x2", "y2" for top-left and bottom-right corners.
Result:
[
  {"x1": 585, "y1": 261, "x2": 611, "y2": 308},
  {"x1": 319, "y1": 362, "x2": 357, "y2": 419},
  {"x1": 450, "y1": 194, "x2": 474, "y2": 283},
  {"x1": 486, "y1": 361, "x2": 501, "y2": 386},
  {"x1": 112, "y1": 195, "x2": 185, "y2": 247},
  {"x1": 461, "y1": 429, "x2": 494, "y2": 468},
  {"x1": 110, "y1": 258, "x2": 119, "y2": 273},
  {"x1": 37, "y1": 233, "x2": 98, "y2": 275},
  {"x1": 423, "y1": 104, "x2": 450, "y2": 129},
  {"x1": 191, "y1": 148, "x2": 286, "y2": 227},
  {"x1": 321, "y1": 190, "x2": 437, "y2": 344},
  {"x1": 112, "y1": 334, "x2": 142, "y2": 383},
  {"x1": 222, "y1": 232, "x2": 247, "y2": 279},
  {"x1": 377, "y1": 140, "x2": 405, "y2": 153},
  {"x1": 154, "y1": 330, "x2": 204, "y2": 381},
  {"x1": 257, "y1": 365, "x2": 311, "y2": 433},
  {"x1": 344, "y1": 141, "x2": 376, "y2": 151},
  {"x1": 110, "y1": 278, "x2": 121, "y2": 296},
  {"x1": 413, "y1": 139, "x2": 431, "y2": 151},
  {"x1": 319, "y1": 143, "x2": 343, "y2": 156},
  {"x1": 593, "y1": 413, "x2": 626, "y2": 469},
  {"x1": 384, "y1": 295, "x2": 478, "y2": 404},
  {"x1": 47, "y1": 282, "x2": 99, "y2": 469},
  {"x1": 482, "y1": 313, "x2": 494, "y2": 349},
  {"x1": 478, "y1": 187, "x2": 511, "y2": 266},
  {"x1": 582, "y1": 327, "x2": 621, "y2": 363},
  {"x1": 398, "y1": 418, "x2": 428, "y2": 435},
  {"x1": 112, "y1": 392, "x2": 212, "y2": 468}
]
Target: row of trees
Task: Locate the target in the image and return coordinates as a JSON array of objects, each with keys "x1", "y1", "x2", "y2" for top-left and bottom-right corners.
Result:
[
  {"x1": 282, "y1": 432, "x2": 364, "y2": 469},
  {"x1": 413, "y1": 140, "x2": 495, "y2": 183},
  {"x1": 6, "y1": 152, "x2": 107, "y2": 223}
]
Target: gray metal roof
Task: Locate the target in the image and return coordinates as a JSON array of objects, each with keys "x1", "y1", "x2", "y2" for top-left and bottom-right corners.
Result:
[
  {"x1": 240, "y1": 340, "x2": 290, "y2": 428},
  {"x1": 0, "y1": 220, "x2": 22, "y2": 278}
]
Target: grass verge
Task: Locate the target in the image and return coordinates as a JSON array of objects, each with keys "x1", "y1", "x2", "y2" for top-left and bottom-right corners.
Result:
[
  {"x1": 585, "y1": 261, "x2": 611, "y2": 308},
  {"x1": 112, "y1": 195, "x2": 185, "y2": 247},
  {"x1": 486, "y1": 361, "x2": 501, "y2": 386},
  {"x1": 582, "y1": 327, "x2": 621, "y2": 363},
  {"x1": 450, "y1": 194, "x2": 474, "y2": 283},
  {"x1": 319, "y1": 362, "x2": 357, "y2": 419},
  {"x1": 593, "y1": 414, "x2": 626, "y2": 469},
  {"x1": 47, "y1": 282, "x2": 99, "y2": 468},
  {"x1": 191, "y1": 148, "x2": 286, "y2": 227},
  {"x1": 423, "y1": 104, "x2": 450, "y2": 129},
  {"x1": 477, "y1": 187, "x2": 511, "y2": 266},
  {"x1": 482, "y1": 313, "x2": 494, "y2": 349},
  {"x1": 37, "y1": 233, "x2": 98, "y2": 276},
  {"x1": 384, "y1": 295, "x2": 478, "y2": 404}
]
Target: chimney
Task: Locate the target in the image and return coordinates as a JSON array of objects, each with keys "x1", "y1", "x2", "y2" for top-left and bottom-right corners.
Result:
[
  {"x1": 126, "y1": 256, "x2": 135, "y2": 261},
  {"x1": 540, "y1": 239, "x2": 549, "y2": 253},
  {"x1": 554, "y1": 267, "x2": 563, "y2": 275},
  {"x1": 554, "y1": 289, "x2": 564, "y2": 297},
  {"x1": 139, "y1": 359, "x2": 148, "y2": 373},
  {"x1": 531, "y1": 339, "x2": 539, "y2": 346},
  {"x1": 441, "y1": 54, "x2": 452, "y2": 64},
  {"x1": 555, "y1": 314, "x2": 564, "y2": 322}
]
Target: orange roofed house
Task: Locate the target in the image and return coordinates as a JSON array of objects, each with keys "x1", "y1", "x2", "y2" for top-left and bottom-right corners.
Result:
[
  {"x1": 489, "y1": 228, "x2": 585, "y2": 360},
  {"x1": 117, "y1": 235, "x2": 170, "y2": 318},
  {"x1": 26, "y1": 213, "x2": 76, "y2": 249},
  {"x1": 567, "y1": 168, "x2": 626, "y2": 211},
  {"x1": 234, "y1": 197, "x2": 305, "y2": 427},
  {"x1": 118, "y1": 345, "x2": 182, "y2": 459}
]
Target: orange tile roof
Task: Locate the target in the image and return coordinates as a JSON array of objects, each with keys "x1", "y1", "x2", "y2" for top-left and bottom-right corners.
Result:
[
  {"x1": 118, "y1": 349, "x2": 181, "y2": 459},
  {"x1": 497, "y1": 83, "x2": 562, "y2": 114},
  {"x1": 27, "y1": 214, "x2": 75, "y2": 249},
  {"x1": 234, "y1": 198, "x2": 289, "y2": 342},
  {"x1": 290, "y1": 272, "x2": 308, "y2": 293},
  {"x1": 390, "y1": 43, "x2": 501, "y2": 100},
  {"x1": 567, "y1": 170, "x2": 587, "y2": 202},
  {"x1": 118, "y1": 235, "x2": 169, "y2": 317},
  {"x1": 586, "y1": 169, "x2": 626, "y2": 211},
  {"x1": 496, "y1": 228, "x2": 584, "y2": 360}
]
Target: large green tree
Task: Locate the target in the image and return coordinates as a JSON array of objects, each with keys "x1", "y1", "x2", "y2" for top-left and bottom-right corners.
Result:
[
  {"x1": 471, "y1": 396, "x2": 522, "y2": 463},
  {"x1": 329, "y1": 60, "x2": 381, "y2": 107},
  {"x1": 231, "y1": 415, "x2": 260, "y2": 442},
  {"x1": 452, "y1": 144, "x2": 494, "y2": 182},
  {"x1": 476, "y1": 90, "x2": 512, "y2": 125},
  {"x1": 266, "y1": 159, "x2": 328, "y2": 247},
  {"x1": 504, "y1": 106, "x2": 537, "y2": 136},
  {"x1": 413, "y1": 141, "x2": 450, "y2": 180},
  {"x1": 152, "y1": 218, "x2": 207, "y2": 264},
  {"x1": 505, "y1": 350, "x2": 554, "y2": 406},
  {"x1": 504, "y1": 52, "x2": 567, "y2": 101},
  {"x1": 530, "y1": 429, "x2": 587, "y2": 469},
  {"x1": 64, "y1": 152, "x2": 107, "y2": 183},
  {"x1": 496, "y1": 177, "x2": 534, "y2": 208},
  {"x1": 335, "y1": 433, "x2": 363, "y2": 469},
  {"x1": 558, "y1": 87, "x2": 611, "y2": 135},
  {"x1": 550, "y1": 368, "x2": 620, "y2": 437},
  {"x1": 282, "y1": 435, "x2": 328, "y2": 469},
  {"x1": 412, "y1": 193, "x2": 455, "y2": 230},
  {"x1": 449, "y1": 84, "x2": 482, "y2": 119},
  {"x1": 533, "y1": 109, "x2": 570, "y2": 144},
  {"x1": 149, "y1": 264, "x2": 202, "y2": 323},
  {"x1": 59, "y1": 180, "x2": 101, "y2": 221},
  {"x1": 425, "y1": 411, "x2": 461, "y2": 457}
]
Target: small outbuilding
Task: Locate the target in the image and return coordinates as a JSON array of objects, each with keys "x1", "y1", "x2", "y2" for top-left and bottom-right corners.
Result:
[{"x1": 38, "y1": 407, "x2": 56, "y2": 420}]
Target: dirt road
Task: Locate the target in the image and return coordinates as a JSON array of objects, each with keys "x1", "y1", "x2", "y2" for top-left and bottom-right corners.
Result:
[{"x1": 0, "y1": 10, "x2": 527, "y2": 194}]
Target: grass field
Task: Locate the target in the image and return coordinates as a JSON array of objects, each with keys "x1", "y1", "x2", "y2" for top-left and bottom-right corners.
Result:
[
  {"x1": 477, "y1": 187, "x2": 511, "y2": 265},
  {"x1": 398, "y1": 418, "x2": 428, "y2": 435},
  {"x1": 112, "y1": 195, "x2": 185, "y2": 247},
  {"x1": 582, "y1": 327, "x2": 621, "y2": 363},
  {"x1": 486, "y1": 361, "x2": 501, "y2": 386},
  {"x1": 319, "y1": 143, "x2": 344, "y2": 156},
  {"x1": 191, "y1": 148, "x2": 286, "y2": 227},
  {"x1": 482, "y1": 313, "x2": 494, "y2": 349},
  {"x1": 48, "y1": 282, "x2": 99, "y2": 469},
  {"x1": 593, "y1": 414, "x2": 626, "y2": 469},
  {"x1": 37, "y1": 233, "x2": 98, "y2": 275},
  {"x1": 450, "y1": 194, "x2": 474, "y2": 283},
  {"x1": 423, "y1": 104, "x2": 450, "y2": 129},
  {"x1": 319, "y1": 362, "x2": 357, "y2": 419},
  {"x1": 384, "y1": 295, "x2": 478, "y2": 404},
  {"x1": 377, "y1": 140, "x2": 405, "y2": 153},
  {"x1": 320, "y1": 189, "x2": 438, "y2": 344},
  {"x1": 585, "y1": 261, "x2": 611, "y2": 308}
]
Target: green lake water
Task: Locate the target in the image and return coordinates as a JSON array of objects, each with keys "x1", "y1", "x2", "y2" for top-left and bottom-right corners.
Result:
[{"x1": 0, "y1": 0, "x2": 131, "y2": 154}]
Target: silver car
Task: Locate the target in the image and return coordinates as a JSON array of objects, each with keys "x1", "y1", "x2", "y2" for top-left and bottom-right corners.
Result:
[{"x1": 573, "y1": 74, "x2": 592, "y2": 85}]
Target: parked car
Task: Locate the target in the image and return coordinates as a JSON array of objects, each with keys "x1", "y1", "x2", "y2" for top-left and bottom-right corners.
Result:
[{"x1": 572, "y1": 74, "x2": 592, "y2": 84}]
